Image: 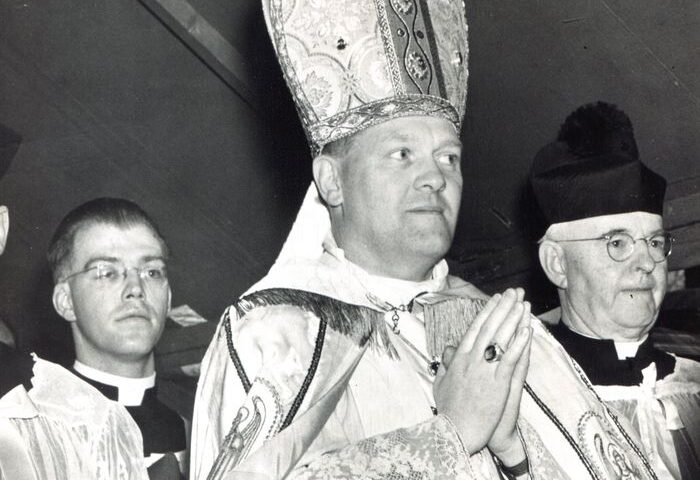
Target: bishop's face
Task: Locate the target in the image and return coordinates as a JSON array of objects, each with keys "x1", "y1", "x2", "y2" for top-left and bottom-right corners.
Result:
[
  {"x1": 554, "y1": 212, "x2": 668, "y2": 340},
  {"x1": 332, "y1": 116, "x2": 463, "y2": 280}
]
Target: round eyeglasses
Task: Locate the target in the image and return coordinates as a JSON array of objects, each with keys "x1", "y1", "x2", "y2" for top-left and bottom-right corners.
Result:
[
  {"x1": 61, "y1": 261, "x2": 168, "y2": 286},
  {"x1": 548, "y1": 231, "x2": 674, "y2": 263}
]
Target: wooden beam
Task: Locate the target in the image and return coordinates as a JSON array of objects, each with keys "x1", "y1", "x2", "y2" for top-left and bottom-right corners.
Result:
[
  {"x1": 665, "y1": 176, "x2": 700, "y2": 270},
  {"x1": 137, "y1": 0, "x2": 258, "y2": 109},
  {"x1": 665, "y1": 175, "x2": 700, "y2": 228},
  {"x1": 668, "y1": 223, "x2": 700, "y2": 271}
]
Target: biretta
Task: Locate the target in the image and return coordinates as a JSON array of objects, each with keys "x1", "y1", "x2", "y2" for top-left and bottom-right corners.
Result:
[
  {"x1": 262, "y1": 0, "x2": 469, "y2": 155},
  {"x1": 529, "y1": 101, "x2": 666, "y2": 231}
]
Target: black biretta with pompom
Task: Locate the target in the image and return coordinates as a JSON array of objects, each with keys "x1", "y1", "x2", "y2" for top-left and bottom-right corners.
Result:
[{"x1": 529, "y1": 101, "x2": 666, "y2": 229}]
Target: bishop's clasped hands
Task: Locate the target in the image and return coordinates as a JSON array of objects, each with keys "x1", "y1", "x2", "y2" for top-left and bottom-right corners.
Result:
[{"x1": 433, "y1": 288, "x2": 532, "y2": 466}]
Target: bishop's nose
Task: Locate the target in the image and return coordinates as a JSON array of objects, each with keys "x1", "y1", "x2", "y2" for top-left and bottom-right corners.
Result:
[{"x1": 414, "y1": 158, "x2": 447, "y2": 192}]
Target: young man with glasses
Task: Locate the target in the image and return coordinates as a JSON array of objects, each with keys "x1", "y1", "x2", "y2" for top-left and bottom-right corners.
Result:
[
  {"x1": 1, "y1": 197, "x2": 147, "y2": 476},
  {"x1": 530, "y1": 101, "x2": 700, "y2": 479},
  {"x1": 48, "y1": 197, "x2": 186, "y2": 479}
]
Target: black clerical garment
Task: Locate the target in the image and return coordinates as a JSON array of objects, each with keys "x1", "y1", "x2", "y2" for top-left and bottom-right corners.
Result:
[
  {"x1": 0, "y1": 343, "x2": 34, "y2": 397},
  {"x1": 72, "y1": 368, "x2": 187, "y2": 480},
  {"x1": 550, "y1": 322, "x2": 700, "y2": 480}
]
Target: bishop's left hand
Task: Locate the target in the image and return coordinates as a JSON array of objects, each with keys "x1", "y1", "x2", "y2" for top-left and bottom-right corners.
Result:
[
  {"x1": 487, "y1": 300, "x2": 532, "y2": 466},
  {"x1": 435, "y1": 288, "x2": 532, "y2": 455},
  {"x1": 439, "y1": 292, "x2": 532, "y2": 466}
]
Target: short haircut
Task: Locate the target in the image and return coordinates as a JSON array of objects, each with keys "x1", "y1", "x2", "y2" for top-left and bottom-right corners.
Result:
[{"x1": 47, "y1": 197, "x2": 169, "y2": 283}]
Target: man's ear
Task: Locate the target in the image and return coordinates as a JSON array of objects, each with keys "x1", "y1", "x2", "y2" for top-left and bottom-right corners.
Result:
[
  {"x1": 0, "y1": 206, "x2": 8, "y2": 255},
  {"x1": 538, "y1": 240, "x2": 568, "y2": 289},
  {"x1": 312, "y1": 154, "x2": 343, "y2": 207},
  {"x1": 52, "y1": 282, "x2": 77, "y2": 322}
]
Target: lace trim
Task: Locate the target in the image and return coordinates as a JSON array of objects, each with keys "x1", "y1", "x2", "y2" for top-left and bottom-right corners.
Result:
[{"x1": 288, "y1": 416, "x2": 474, "y2": 479}]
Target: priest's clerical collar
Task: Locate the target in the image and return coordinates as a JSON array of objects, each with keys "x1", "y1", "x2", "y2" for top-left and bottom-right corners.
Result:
[
  {"x1": 549, "y1": 322, "x2": 674, "y2": 386},
  {"x1": 73, "y1": 360, "x2": 155, "y2": 406},
  {"x1": 322, "y1": 233, "x2": 449, "y2": 307},
  {"x1": 563, "y1": 324, "x2": 647, "y2": 360},
  {"x1": 614, "y1": 337, "x2": 646, "y2": 360}
]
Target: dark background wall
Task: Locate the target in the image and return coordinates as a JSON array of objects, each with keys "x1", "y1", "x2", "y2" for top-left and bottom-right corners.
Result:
[{"x1": 1, "y1": 0, "x2": 698, "y2": 365}]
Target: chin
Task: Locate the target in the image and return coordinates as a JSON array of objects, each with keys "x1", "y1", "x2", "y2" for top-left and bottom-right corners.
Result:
[
  {"x1": 612, "y1": 308, "x2": 657, "y2": 334},
  {"x1": 410, "y1": 229, "x2": 453, "y2": 252},
  {"x1": 116, "y1": 335, "x2": 158, "y2": 353},
  {"x1": 408, "y1": 240, "x2": 450, "y2": 261},
  {"x1": 116, "y1": 347, "x2": 155, "y2": 361}
]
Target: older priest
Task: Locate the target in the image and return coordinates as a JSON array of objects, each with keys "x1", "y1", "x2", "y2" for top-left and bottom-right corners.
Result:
[
  {"x1": 192, "y1": 2, "x2": 657, "y2": 479},
  {"x1": 530, "y1": 101, "x2": 700, "y2": 479}
]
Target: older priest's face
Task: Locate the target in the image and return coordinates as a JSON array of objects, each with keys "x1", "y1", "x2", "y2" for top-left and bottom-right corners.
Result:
[
  {"x1": 335, "y1": 116, "x2": 463, "y2": 276},
  {"x1": 556, "y1": 212, "x2": 668, "y2": 339}
]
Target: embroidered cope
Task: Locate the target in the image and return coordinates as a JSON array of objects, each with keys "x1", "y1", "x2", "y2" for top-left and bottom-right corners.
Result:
[{"x1": 191, "y1": 232, "x2": 659, "y2": 479}]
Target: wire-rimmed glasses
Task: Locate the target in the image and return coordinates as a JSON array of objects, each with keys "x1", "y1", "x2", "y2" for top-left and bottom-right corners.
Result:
[
  {"x1": 61, "y1": 261, "x2": 168, "y2": 286},
  {"x1": 546, "y1": 231, "x2": 674, "y2": 263}
]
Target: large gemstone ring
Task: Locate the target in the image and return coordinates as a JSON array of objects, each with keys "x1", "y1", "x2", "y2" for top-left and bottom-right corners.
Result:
[{"x1": 484, "y1": 343, "x2": 505, "y2": 363}]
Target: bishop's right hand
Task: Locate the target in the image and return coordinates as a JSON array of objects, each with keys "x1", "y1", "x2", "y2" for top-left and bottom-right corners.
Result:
[{"x1": 432, "y1": 288, "x2": 532, "y2": 455}]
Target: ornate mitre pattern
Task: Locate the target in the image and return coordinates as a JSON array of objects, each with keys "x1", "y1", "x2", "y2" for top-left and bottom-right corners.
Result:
[{"x1": 263, "y1": 0, "x2": 469, "y2": 154}]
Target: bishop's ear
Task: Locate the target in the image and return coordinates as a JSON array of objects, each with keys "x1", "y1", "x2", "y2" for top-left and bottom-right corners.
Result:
[
  {"x1": 538, "y1": 240, "x2": 568, "y2": 289},
  {"x1": 52, "y1": 282, "x2": 77, "y2": 322},
  {"x1": 312, "y1": 154, "x2": 343, "y2": 207}
]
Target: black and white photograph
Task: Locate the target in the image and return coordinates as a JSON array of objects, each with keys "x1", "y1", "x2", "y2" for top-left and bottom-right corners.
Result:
[{"x1": 1, "y1": 1, "x2": 698, "y2": 478}]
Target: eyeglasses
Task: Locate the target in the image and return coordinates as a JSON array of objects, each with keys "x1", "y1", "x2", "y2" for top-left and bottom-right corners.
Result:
[
  {"x1": 547, "y1": 231, "x2": 674, "y2": 263},
  {"x1": 61, "y1": 261, "x2": 168, "y2": 285}
]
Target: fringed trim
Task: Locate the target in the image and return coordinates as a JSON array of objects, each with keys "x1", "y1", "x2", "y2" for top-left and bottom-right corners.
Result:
[
  {"x1": 419, "y1": 294, "x2": 488, "y2": 359},
  {"x1": 235, "y1": 288, "x2": 397, "y2": 358}
]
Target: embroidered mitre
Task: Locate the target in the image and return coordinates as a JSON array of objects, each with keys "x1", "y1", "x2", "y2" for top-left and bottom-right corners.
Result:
[{"x1": 262, "y1": 0, "x2": 470, "y2": 154}]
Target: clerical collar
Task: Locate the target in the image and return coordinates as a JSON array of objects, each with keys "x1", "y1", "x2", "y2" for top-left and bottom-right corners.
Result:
[
  {"x1": 322, "y1": 233, "x2": 448, "y2": 307},
  {"x1": 614, "y1": 337, "x2": 646, "y2": 360},
  {"x1": 563, "y1": 326, "x2": 647, "y2": 360},
  {"x1": 549, "y1": 322, "x2": 675, "y2": 386},
  {"x1": 73, "y1": 361, "x2": 155, "y2": 406}
]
